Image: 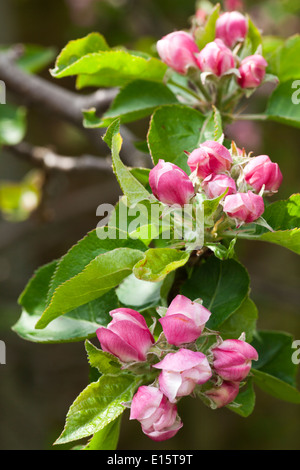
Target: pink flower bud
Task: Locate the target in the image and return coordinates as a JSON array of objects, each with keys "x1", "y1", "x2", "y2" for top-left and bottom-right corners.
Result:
[
  {"x1": 159, "y1": 295, "x2": 211, "y2": 346},
  {"x1": 243, "y1": 155, "x2": 283, "y2": 193},
  {"x1": 212, "y1": 339, "x2": 258, "y2": 382},
  {"x1": 238, "y1": 54, "x2": 268, "y2": 88},
  {"x1": 153, "y1": 349, "x2": 212, "y2": 403},
  {"x1": 225, "y1": 0, "x2": 244, "y2": 11},
  {"x1": 96, "y1": 308, "x2": 154, "y2": 363},
  {"x1": 216, "y1": 12, "x2": 248, "y2": 48},
  {"x1": 205, "y1": 381, "x2": 240, "y2": 408},
  {"x1": 196, "y1": 39, "x2": 235, "y2": 76},
  {"x1": 156, "y1": 31, "x2": 200, "y2": 75},
  {"x1": 149, "y1": 159, "x2": 195, "y2": 206},
  {"x1": 223, "y1": 190, "x2": 264, "y2": 224},
  {"x1": 187, "y1": 141, "x2": 233, "y2": 179},
  {"x1": 202, "y1": 173, "x2": 237, "y2": 199},
  {"x1": 130, "y1": 386, "x2": 183, "y2": 441}
]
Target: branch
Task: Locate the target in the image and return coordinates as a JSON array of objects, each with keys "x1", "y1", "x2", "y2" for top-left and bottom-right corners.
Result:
[
  {"x1": 0, "y1": 48, "x2": 145, "y2": 166},
  {"x1": 7, "y1": 141, "x2": 113, "y2": 172}
]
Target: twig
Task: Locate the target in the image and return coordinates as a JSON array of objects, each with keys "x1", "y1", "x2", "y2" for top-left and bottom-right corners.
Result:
[
  {"x1": 0, "y1": 48, "x2": 145, "y2": 167},
  {"x1": 6, "y1": 142, "x2": 113, "y2": 172}
]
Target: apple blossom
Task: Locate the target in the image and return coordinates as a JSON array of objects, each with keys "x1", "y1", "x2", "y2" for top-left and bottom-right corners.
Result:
[
  {"x1": 196, "y1": 39, "x2": 235, "y2": 76},
  {"x1": 96, "y1": 308, "x2": 154, "y2": 363},
  {"x1": 244, "y1": 155, "x2": 283, "y2": 193},
  {"x1": 156, "y1": 31, "x2": 200, "y2": 74},
  {"x1": 238, "y1": 54, "x2": 268, "y2": 88},
  {"x1": 159, "y1": 295, "x2": 211, "y2": 346},
  {"x1": 149, "y1": 159, "x2": 195, "y2": 206},
  {"x1": 216, "y1": 12, "x2": 248, "y2": 48},
  {"x1": 205, "y1": 381, "x2": 240, "y2": 408},
  {"x1": 223, "y1": 190, "x2": 265, "y2": 224},
  {"x1": 202, "y1": 173, "x2": 237, "y2": 199},
  {"x1": 153, "y1": 349, "x2": 212, "y2": 403},
  {"x1": 187, "y1": 140, "x2": 233, "y2": 179},
  {"x1": 212, "y1": 339, "x2": 258, "y2": 382},
  {"x1": 130, "y1": 386, "x2": 183, "y2": 441}
]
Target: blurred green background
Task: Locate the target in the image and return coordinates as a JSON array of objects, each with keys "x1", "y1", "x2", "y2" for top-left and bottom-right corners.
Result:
[{"x1": 0, "y1": 0, "x2": 299, "y2": 450}]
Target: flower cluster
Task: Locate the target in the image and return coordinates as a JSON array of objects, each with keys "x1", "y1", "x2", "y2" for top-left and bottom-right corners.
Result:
[
  {"x1": 157, "y1": 10, "x2": 268, "y2": 90},
  {"x1": 96, "y1": 295, "x2": 258, "y2": 442},
  {"x1": 149, "y1": 140, "x2": 282, "y2": 229}
]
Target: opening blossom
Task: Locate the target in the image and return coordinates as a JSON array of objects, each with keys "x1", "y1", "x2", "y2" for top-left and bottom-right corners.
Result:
[
  {"x1": 202, "y1": 173, "x2": 237, "y2": 199},
  {"x1": 187, "y1": 140, "x2": 233, "y2": 179},
  {"x1": 196, "y1": 39, "x2": 235, "y2": 76},
  {"x1": 159, "y1": 295, "x2": 211, "y2": 346},
  {"x1": 96, "y1": 308, "x2": 154, "y2": 363},
  {"x1": 153, "y1": 349, "x2": 212, "y2": 403},
  {"x1": 212, "y1": 339, "x2": 259, "y2": 382},
  {"x1": 130, "y1": 386, "x2": 183, "y2": 441},
  {"x1": 216, "y1": 12, "x2": 248, "y2": 48},
  {"x1": 156, "y1": 31, "x2": 200, "y2": 75}
]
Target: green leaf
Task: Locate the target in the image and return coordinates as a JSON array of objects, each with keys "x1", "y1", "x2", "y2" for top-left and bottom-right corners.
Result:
[
  {"x1": 110, "y1": 128, "x2": 151, "y2": 206},
  {"x1": 116, "y1": 273, "x2": 163, "y2": 311},
  {"x1": 98, "y1": 80, "x2": 179, "y2": 127},
  {"x1": 227, "y1": 379, "x2": 256, "y2": 418},
  {"x1": 234, "y1": 194, "x2": 300, "y2": 254},
  {"x1": 218, "y1": 297, "x2": 258, "y2": 342},
  {"x1": 85, "y1": 340, "x2": 121, "y2": 375},
  {"x1": 197, "y1": 107, "x2": 223, "y2": 145},
  {"x1": 251, "y1": 370, "x2": 300, "y2": 404},
  {"x1": 55, "y1": 374, "x2": 141, "y2": 445},
  {"x1": 51, "y1": 37, "x2": 167, "y2": 88},
  {"x1": 247, "y1": 18, "x2": 262, "y2": 54},
  {"x1": 181, "y1": 257, "x2": 250, "y2": 330},
  {"x1": 251, "y1": 330, "x2": 300, "y2": 403},
  {"x1": 133, "y1": 248, "x2": 190, "y2": 282},
  {"x1": 195, "y1": 3, "x2": 220, "y2": 50},
  {"x1": 51, "y1": 32, "x2": 110, "y2": 76},
  {"x1": 147, "y1": 105, "x2": 206, "y2": 173},
  {"x1": 36, "y1": 247, "x2": 144, "y2": 329},
  {"x1": 266, "y1": 80, "x2": 300, "y2": 128},
  {"x1": 45, "y1": 227, "x2": 146, "y2": 308},
  {"x1": 271, "y1": 35, "x2": 300, "y2": 82},
  {"x1": 13, "y1": 261, "x2": 119, "y2": 343},
  {"x1": 0, "y1": 104, "x2": 27, "y2": 145},
  {"x1": 83, "y1": 417, "x2": 121, "y2": 450}
]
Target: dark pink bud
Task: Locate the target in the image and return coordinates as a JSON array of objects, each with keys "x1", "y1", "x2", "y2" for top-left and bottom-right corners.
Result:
[
  {"x1": 238, "y1": 54, "x2": 268, "y2": 88},
  {"x1": 196, "y1": 39, "x2": 235, "y2": 76},
  {"x1": 156, "y1": 31, "x2": 200, "y2": 74},
  {"x1": 153, "y1": 349, "x2": 212, "y2": 403},
  {"x1": 202, "y1": 173, "x2": 237, "y2": 199},
  {"x1": 225, "y1": 0, "x2": 244, "y2": 11},
  {"x1": 187, "y1": 141, "x2": 232, "y2": 179},
  {"x1": 243, "y1": 155, "x2": 283, "y2": 193},
  {"x1": 96, "y1": 308, "x2": 154, "y2": 363},
  {"x1": 212, "y1": 339, "x2": 258, "y2": 382},
  {"x1": 216, "y1": 12, "x2": 248, "y2": 48},
  {"x1": 130, "y1": 386, "x2": 183, "y2": 441},
  {"x1": 205, "y1": 381, "x2": 240, "y2": 408},
  {"x1": 159, "y1": 295, "x2": 211, "y2": 346},
  {"x1": 149, "y1": 159, "x2": 195, "y2": 206},
  {"x1": 223, "y1": 190, "x2": 264, "y2": 224}
]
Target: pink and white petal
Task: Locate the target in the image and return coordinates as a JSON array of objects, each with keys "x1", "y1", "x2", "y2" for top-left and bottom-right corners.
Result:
[
  {"x1": 109, "y1": 308, "x2": 149, "y2": 329},
  {"x1": 158, "y1": 370, "x2": 183, "y2": 403},
  {"x1": 130, "y1": 386, "x2": 163, "y2": 421},
  {"x1": 96, "y1": 327, "x2": 141, "y2": 363},
  {"x1": 109, "y1": 320, "x2": 154, "y2": 360},
  {"x1": 154, "y1": 349, "x2": 207, "y2": 372},
  {"x1": 159, "y1": 314, "x2": 202, "y2": 346}
]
